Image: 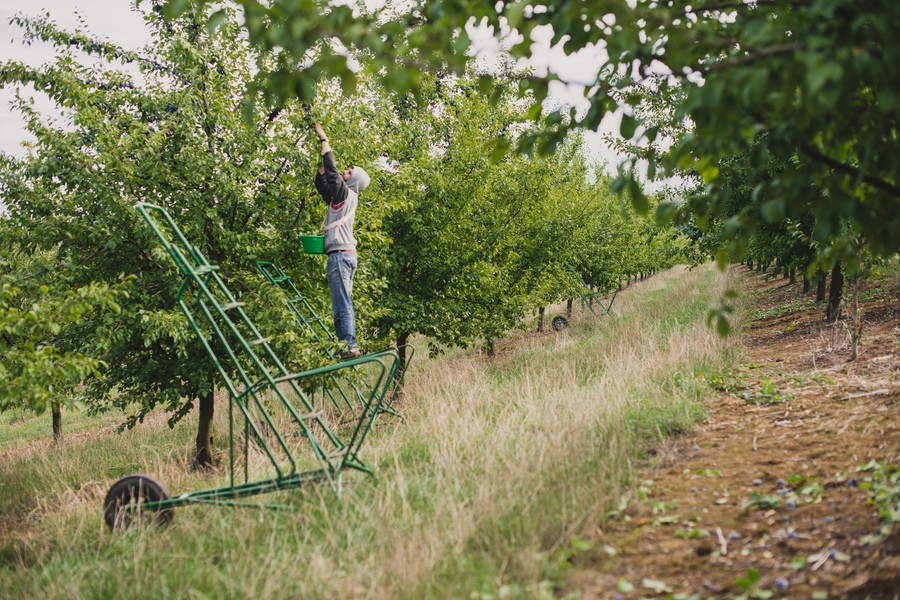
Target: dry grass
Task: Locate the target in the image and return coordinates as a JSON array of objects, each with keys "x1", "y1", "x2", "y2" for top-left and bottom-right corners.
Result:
[{"x1": 0, "y1": 264, "x2": 740, "y2": 600}]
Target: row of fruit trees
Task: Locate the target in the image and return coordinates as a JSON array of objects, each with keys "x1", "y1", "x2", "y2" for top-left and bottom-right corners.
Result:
[{"x1": 2, "y1": 1, "x2": 897, "y2": 462}]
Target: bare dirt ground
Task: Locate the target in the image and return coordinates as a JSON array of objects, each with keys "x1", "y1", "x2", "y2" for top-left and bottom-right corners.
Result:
[{"x1": 564, "y1": 266, "x2": 900, "y2": 599}]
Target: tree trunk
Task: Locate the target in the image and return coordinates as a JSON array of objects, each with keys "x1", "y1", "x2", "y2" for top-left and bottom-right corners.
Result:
[
  {"x1": 802, "y1": 275, "x2": 810, "y2": 294},
  {"x1": 395, "y1": 331, "x2": 410, "y2": 384},
  {"x1": 566, "y1": 299, "x2": 573, "y2": 319},
  {"x1": 537, "y1": 306, "x2": 544, "y2": 332},
  {"x1": 789, "y1": 267, "x2": 796, "y2": 284},
  {"x1": 747, "y1": 259, "x2": 753, "y2": 270},
  {"x1": 485, "y1": 340, "x2": 495, "y2": 358},
  {"x1": 815, "y1": 270, "x2": 827, "y2": 304},
  {"x1": 52, "y1": 400, "x2": 62, "y2": 444},
  {"x1": 826, "y1": 263, "x2": 843, "y2": 324},
  {"x1": 195, "y1": 386, "x2": 215, "y2": 469},
  {"x1": 849, "y1": 266, "x2": 861, "y2": 361}
]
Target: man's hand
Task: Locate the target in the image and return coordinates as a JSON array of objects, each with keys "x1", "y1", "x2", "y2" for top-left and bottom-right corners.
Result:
[{"x1": 314, "y1": 122, "x2": 327, "y2": 142}]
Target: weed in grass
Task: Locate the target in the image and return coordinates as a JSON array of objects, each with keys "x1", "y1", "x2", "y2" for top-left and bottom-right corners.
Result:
[
  {"x1": 696, "y1": 468, "x2": 723, "y2": 478},
  {"x1": 699, "y1": 368, "x2": 746, "y2": 394},
  {"x1": 733, "y1": 567, "x2": 775, "y2": 600},
  {"x1": 742, "y1": 493, "x2": 783, "y2": 510},
  {"x1": 779, "y1": 319, "x2": 802, "y2": 334},
  {"x1": 674, "y1": 526, "x2": 710, "y2": 540},
  {"x1": 751, "y1": 298, "x2": 815, "y2": 320},
  {"x1": 651, "y1": 500, "x2": 678, "y2": 515},
  {"x1": 734, "y1": 375, "x2": 793, "y2": 405},
  {"x1": 790, "y1": 372, "x2": 836, "y2": 388},
  {"x1": 858, "y1": 287, "x2": 890, "y2": 302},
  {"x1": 856, "y1": 460, "x2": 900, "y2": 544}
]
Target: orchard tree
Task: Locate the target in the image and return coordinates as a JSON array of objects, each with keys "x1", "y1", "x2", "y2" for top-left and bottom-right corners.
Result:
[
  {"x1": 0, "y1": 253, "x2": 129, "y2": 442},
  {"x1": 0, "y1": 6, "x2": 360, "y2": 466},
  {"x1": 367, "y1": 72, "x2": 602, "y2": 355}
]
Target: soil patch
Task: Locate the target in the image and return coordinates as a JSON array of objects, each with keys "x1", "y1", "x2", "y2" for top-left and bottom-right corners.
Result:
[{"x1": 564, "y1": 267, "x2": 900, "y2": 599}]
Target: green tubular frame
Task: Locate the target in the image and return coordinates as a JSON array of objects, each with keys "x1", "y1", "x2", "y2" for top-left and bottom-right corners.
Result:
[
  {"x1": 255, "y1": 261, "x2": 413, "y2": 418},
  {"x1": 133, "y1": 202, "x2": 402, "y2": 511},
  {"x1": 565, "y1": 262, "x2": 618, "y2": 317}
]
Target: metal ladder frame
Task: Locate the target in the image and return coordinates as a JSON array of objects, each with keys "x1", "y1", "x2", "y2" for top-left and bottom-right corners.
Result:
[
  {"x1": 130, "y1": 202, "x2": 402, "y2": 511},
  {"x1": 565, "y1": 262, "x2": 619, "y2": 317},
  {"x1": 256, "y1": 261, "x2": 413, "y2": 419}
]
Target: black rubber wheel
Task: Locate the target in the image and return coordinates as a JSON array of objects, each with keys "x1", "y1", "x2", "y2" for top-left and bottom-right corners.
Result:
[
  {"x1": 103, "y1": 474, "x2": 174, "y2": 531},
  {"x1": 551, "y1": 315, "x2": 569, "y2": 332}
]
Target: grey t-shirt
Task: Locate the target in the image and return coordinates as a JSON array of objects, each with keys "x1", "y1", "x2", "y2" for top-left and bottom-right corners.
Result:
[{"x1": 322, "y1": 188, "x2": 358, "y2": 252}]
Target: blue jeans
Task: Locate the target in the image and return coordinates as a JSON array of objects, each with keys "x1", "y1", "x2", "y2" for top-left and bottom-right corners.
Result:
[{"x1": 327, "y1": 251, "x2": 358, "y2": 350}]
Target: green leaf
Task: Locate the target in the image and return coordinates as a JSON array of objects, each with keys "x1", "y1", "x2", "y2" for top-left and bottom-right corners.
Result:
[
  {"x1": 164, "y1": 0, "x2": 190, "y2": 18},
  {"x1": 505, "y1": 0, "x2": 527, "y2": 28},
  {"x1": 207, "y1": 9, "x2": 227, "y2": 34},
  {"x1": 655, "y1": 202, "x2": 679, "y2": 225},
  {"x1": 735, "y1": 567, "x2": 760, "y2": 592},
  {"x1": 610, "y1": 175, "x2": 628, "y2": 194},
  {"x1": 490, "y1": 138, "x2": 511, "y2": 164},
  {"x1": 619, "y1": 113, "x2": 639, "y2": 140},
  {"x1": 569, "y1": 536, "x2": 593, "y2": 552},
  {"x1": 700, "y1": 164, "x2": 719, "y2": 184},
  {"x1": 761, "y1": 200, "x2": 785, "y2": 222},
  {"x1": 642, "y1": 578, "x2": 671, "y2": 593},
  {"x1": 716, "y1": 314, "x2": 731, "y2": 337}
]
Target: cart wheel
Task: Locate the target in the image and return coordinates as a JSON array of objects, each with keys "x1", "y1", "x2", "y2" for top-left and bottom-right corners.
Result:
[
  {"x1": 103, "y1": 474, "x2": 174, "y2": 531},
  {"x1": 551, "y1": 315, "x2": 569, "y2": 332}
]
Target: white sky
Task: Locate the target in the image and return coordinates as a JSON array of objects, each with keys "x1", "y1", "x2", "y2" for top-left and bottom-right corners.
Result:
[
  {"x1": 0, "y1": 0, "x2": 148, "y2": 154},
  {"x1": 0, "y1": 1, "x2": 627, "y2": 173}
]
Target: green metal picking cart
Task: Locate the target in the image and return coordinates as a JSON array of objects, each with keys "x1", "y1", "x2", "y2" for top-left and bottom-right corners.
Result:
[
  {"x1": 103, "y1": 202, "x2": 403, "y2": 530},
  {"x1": 551, "y1": 263, "x2": 619, "y2": 331}
]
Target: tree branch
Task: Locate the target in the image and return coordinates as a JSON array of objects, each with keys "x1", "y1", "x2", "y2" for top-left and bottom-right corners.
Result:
[
  {"x1": 684, "y1": 1, "x2": 776, "y2": 14},
  {"x1": 799, "y1": 144, "x2": 900, "y2": 198},
  {"x1": 689, "y1": 43, "x2": 805, "y2": 75}
]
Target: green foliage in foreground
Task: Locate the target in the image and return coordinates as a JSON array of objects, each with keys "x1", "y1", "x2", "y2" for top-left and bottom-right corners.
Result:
[{"x1": 0, "y1": 266, "x2": 736, "y2": 599}]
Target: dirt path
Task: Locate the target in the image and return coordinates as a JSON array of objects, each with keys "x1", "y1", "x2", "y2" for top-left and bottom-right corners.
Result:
[{"x1": 564, "y1": 267, "x2": 900, "y2": 599}]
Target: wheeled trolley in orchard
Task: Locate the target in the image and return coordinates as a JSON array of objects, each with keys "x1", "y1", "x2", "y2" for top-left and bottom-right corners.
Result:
[
  {"x1": 255, "y1": 260, "x2": 413, "y2": 419},
  {"x1": 551, "y1": 263, "x2": 619, "y2": 331},
  {"x1": 103, "y1": 203, "x2": 402, "y2": 530}
]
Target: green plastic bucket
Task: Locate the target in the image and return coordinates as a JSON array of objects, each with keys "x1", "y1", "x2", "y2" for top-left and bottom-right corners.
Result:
[{"x1": 300, "y1": 235, "x2": 325, "y2": 255}]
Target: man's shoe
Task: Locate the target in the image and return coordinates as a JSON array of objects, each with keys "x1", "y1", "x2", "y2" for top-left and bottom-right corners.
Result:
[{"x1": 339, "y1": 347, "x2": 362, "y2": 360}]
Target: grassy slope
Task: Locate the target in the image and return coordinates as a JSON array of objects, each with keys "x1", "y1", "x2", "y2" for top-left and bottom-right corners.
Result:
[{"x1": 0, "y1": 264, "x2": 740, "y2": 599}]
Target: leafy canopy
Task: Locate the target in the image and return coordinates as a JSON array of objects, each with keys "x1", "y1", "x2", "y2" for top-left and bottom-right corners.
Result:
[{"x1": 164, "y1": 0, "x2": 900, "y2": 262}]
